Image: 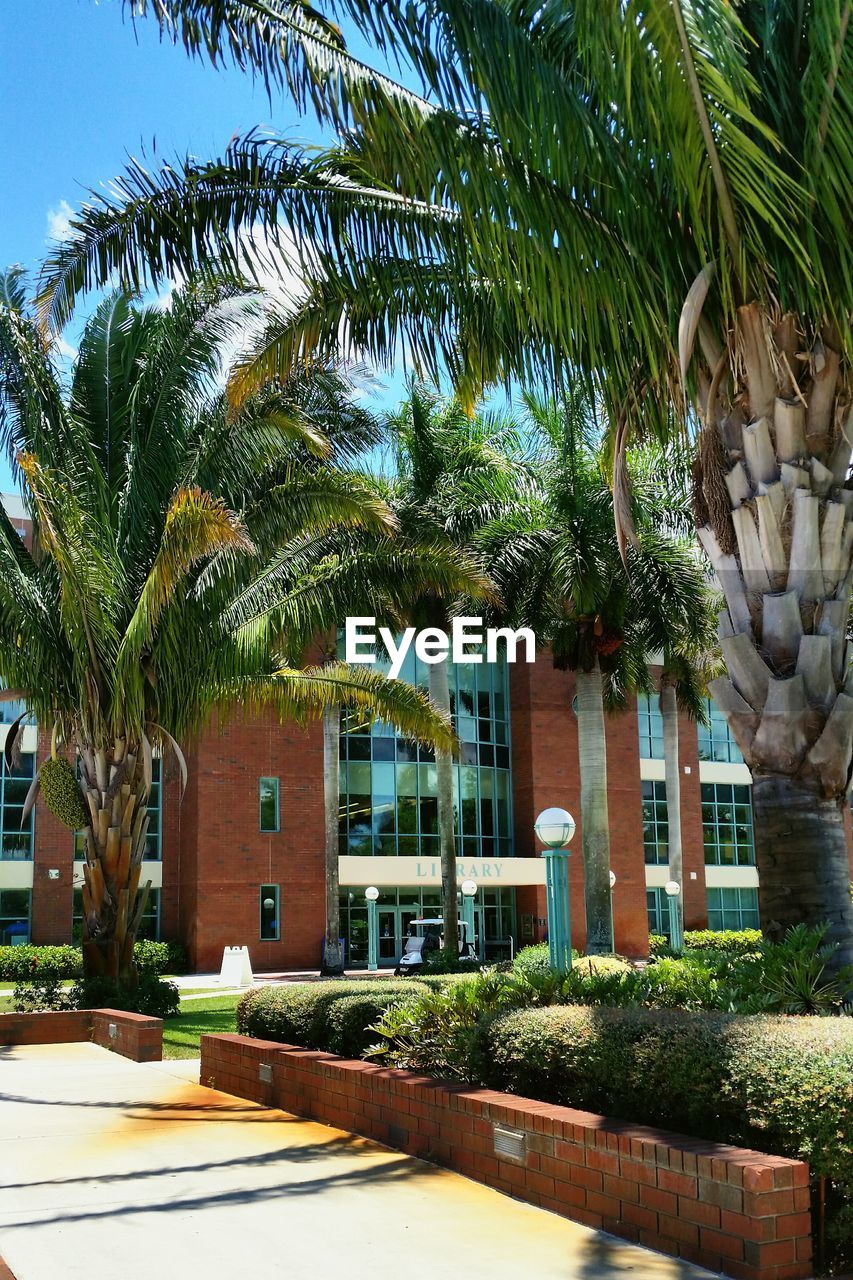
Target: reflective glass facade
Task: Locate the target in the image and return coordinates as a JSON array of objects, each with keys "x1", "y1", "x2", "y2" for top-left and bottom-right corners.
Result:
[
  {"x1": 338, "y1": 885, "x2": 516, "y2": 967},
  {"x1": 0, "y1": 752, "x2": 35, "y2": 860},
  {"x1": 338, "y1": 645, "x2": 513, "y2": 858},
  {"x1": 636, "y1": 694, "x2": 664, "y2": 759},
  {"x1": 641, "y1": 780, "x2": 669, "y2": 865},
  {"x1": 706, "y1": 886, "x2": 759, "y2": 930},
  {"x1": 698, "y1": 697, "x2": 743, "y2": 764},
  {"x1": 0, "y1": 887, "x2": 30, "y2": 944},
  {"x1": 702, "y1": 782, "x2": 755, "y2": 866}
]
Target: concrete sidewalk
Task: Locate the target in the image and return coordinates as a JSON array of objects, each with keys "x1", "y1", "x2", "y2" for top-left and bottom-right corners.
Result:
[{"x1": 0, "y1": 1043, "x2": 721, "y2": 1280}]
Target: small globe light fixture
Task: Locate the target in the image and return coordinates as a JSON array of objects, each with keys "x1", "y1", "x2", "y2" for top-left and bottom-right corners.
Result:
[
  {"x1": 534, "y1": 807, "x2": 576, "y2": 850},
  {"x1": 262, "y1": 897, "x2": 276, "y2": 911},
  {"x1": 663, "y1": 880, "x2": 683, "y2": 953},
  {"x1": 460, "y1": 879, "x2": 478, "y2": 955},
  {"x1": 365, "y1": 885, "x2": 380, "y2": 971},
  {"x1": 609, "y1": 870, "x2": 617, "y2": 889},
  {"x1": 534, "y1": 808, "x2": 575, "y2": 974}
]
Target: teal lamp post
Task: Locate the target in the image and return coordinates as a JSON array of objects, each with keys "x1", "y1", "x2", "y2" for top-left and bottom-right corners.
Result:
[
  {"x1": 365, "y1": 885, "x2": 379, "y2": 971},
  {"x1": 460, "y1": 878, "x2": 477, "y2": 956},
  {"x1": 609, "y1": 870, "x2": 617, "y2": 953},
  {"x1": 535, "y1": 807, "x2": 576, "y2": 974},
  {"x1": 664, "y1": 880, "x2": 683, "y2": 954}
]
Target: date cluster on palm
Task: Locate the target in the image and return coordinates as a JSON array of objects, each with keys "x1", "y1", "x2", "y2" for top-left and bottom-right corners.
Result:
[
  {"x1": 38, "y1": 757, "x2": 89, "y2": 830},
  {"x1": 694, "y1": 305, "x2": 853, "y2": 958}
]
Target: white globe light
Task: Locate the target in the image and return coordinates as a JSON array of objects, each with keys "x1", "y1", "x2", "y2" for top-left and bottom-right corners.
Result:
[
  {"x1": 664, "y1": 880, "x2": 681, "y2": 897},
  {"x1": 460, "y1": 879, "x2": 478, "y2": 898},
  {"x1": 262, "y1": 898, "x2": 275, "y2": 911},
  {"x1": 534, "y1": 807, "x2": 576, "y2": 850},
  {"x1": 365, "y1": 885, "x2": 380, "y2": 901},
  {"x1": 609, "y1": 870, "x2": 617, "y2": 888}
]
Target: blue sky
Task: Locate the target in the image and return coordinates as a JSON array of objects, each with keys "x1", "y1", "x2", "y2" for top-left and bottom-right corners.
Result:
[{"x1": 0, "y1": 0, "x2": 420, "y2": 491}]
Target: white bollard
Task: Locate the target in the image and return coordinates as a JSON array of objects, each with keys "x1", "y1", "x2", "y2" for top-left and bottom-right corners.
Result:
[{"x1": 219, "y1": 946, "x2": 254, "y2": 987}]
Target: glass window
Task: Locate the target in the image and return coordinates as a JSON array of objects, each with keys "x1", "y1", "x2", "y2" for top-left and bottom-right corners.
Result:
[
  {"x1": 338, "y1": 636, "x2": 513, "y2": 857},
  {"x1": 0, "y1": 697, "x2": 31, "y2": 725},
  {"x1": 702, "y1": 782, "x2": 755, "y2": 865},
  {"x1": 259, "y1": 778, "x2": 280, "y2": 833},
  {"x1": 647, "y1": 887, "x2": 668, "y2": 938},
  {"x1": 0, "y1": 888, "x2": 30, "y2": 944},
  {"x1": 73, "y1": 886, "x2": 160, "y2": 944},
  {"x1": 636, "y1": 693, "x2": 664, "y2": 760},
  {"x1": 641, "y1": 780, "x2": 669, "y2": 865},
  {"x1": 706, "y1": 886, "x2": 760, "y2": 931},
  {"x1": 697, "y1": 697, "x2": 743, "y2": 764},
  {"x1": 260, "y1": 885, "x2": 280, "y2": 940},
  {"x1": 1, "y1": 751, "x2": 35, "y2": 860}
]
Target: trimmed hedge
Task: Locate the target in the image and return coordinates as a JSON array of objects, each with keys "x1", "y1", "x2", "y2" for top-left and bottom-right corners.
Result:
[
  {"x1": 471, "y1": 1004, "x2": 853, "y2": 1261},
  {"x1": 237, "y1": 979, "x2": 428, "y2": 1054},
  {"x1": 649, "y1": 928, "x2": 762, "y2": 958},
  {"x1": 0, "y1": 944, "x2": 81, "y2": 981},
  {"x1": 0, "y1": 939, "x2": 188, "y2": 983}
]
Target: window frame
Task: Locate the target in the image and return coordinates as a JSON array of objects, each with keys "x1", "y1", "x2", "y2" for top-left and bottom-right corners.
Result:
[
  {"x1": 259, "y1": 777, "x2": 280, "y2": 834},
  {"x1": 259, "y1": 884, "x2": 280, "y2": 941}
]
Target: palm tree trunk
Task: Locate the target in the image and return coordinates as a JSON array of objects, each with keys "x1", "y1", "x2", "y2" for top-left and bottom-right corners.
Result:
[
  {"x1": 659, "y1": 680, "x2": 684, "y2": 941},
  {"x1": 752, "y1": 775, "x2": 853, "y2": 968},
  {"x1": 77, "y1": 739, "x2": 151, "y2": 985},
  {"x1": 321, "y1": 706, "x2": 345, "y2": 975},
  {"x1": 429, "y1": 654, "x2": 459, "y2": 956},
  {"x1": 575, "y1": 660, "x2": 613, "y2": 954},
  {"x1": 696, "y1": 304, "x2": 853, "y2": 966}
]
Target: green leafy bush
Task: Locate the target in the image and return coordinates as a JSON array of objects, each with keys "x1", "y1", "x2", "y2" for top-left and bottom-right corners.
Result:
[
  {"x1": 0, "y1": 944, "x2": 82, "y2": 982},
  {"x1": 13, "y1": 971, "x2": 75, "y2": 1012},
  {"x1": 471, "y1": 1005, "x2": 853, "y2": 1266},
  {"x1": 73, "y1": 973, "x2": 181, "y2": 1019},
  {"x1": 683, "y1": 928, "x2": 763, "y2": 956},
  {"x1": 649, "y1": 929, "x2": 763, "y2": 959},
  {"x1": 512, "y1": 943, "x2": 552, "y2": 976},
  {"x1": 237, "y1": 979, "x2": 428, "y2": 1049},
  {"x1": 133, "y1": 939, "x2": 188, "y2": 975}
]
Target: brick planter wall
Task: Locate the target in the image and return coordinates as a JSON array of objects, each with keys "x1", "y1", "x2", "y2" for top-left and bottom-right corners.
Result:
[
  {"x1": 201, "y1": 1033, "x2": 812, "y2": 1280},
  {"x1": 0, "y1": 1009, "x2": 162, "y2": 1062}
]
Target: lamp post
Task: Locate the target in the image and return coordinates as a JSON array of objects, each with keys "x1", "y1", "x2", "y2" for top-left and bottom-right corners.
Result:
[
  {"x1": 534, "y1": 807, "x2": 576, "y2": 974},
  {"x1": 460, "y1": 878, "x2": 477, "y2": 957},
  {"x1": 608, "y1": 870, "x2": 617, "y2": 953},
  {"x1": 664, "y1": 880, "x2": 683, "y2": 954},
  {"x1": 365, "y1": 886, "x2": 379, "y2": 972}
]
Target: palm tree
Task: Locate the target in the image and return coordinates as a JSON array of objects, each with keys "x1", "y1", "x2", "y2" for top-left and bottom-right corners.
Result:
[
  {"x1": 365, "y1": 386, "x2": 523, "y2": 955},
  {"x1": 0, "y1": 271, "x2": 456, "y2": 984},
  {"x1": 482, "y1": 392, "x2": 711, "y2": 953},
  {"x1": 37, "y1": 1, "x2": 853, "y2": 957}
]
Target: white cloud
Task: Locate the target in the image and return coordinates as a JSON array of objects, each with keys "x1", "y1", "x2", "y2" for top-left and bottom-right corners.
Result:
[{"x1": 46, "y1": 200, "x2": 75, "y2": 244}]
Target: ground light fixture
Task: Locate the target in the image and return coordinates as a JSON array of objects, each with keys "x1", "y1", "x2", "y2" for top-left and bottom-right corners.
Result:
[
  {"x1": 365, "y1": 885, "x2": 380, "y2": 972},
  {"x1": 460, "y1": 878, "x2": 478, "y2": 955},
  {"x1": 534, "y1": 807, "x2": 575, "y2": 974},
  {"x1": 664, "y1": 879, "x2": 684, "y2": 954}
]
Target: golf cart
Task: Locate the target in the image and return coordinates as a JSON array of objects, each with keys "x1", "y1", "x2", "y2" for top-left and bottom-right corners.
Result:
[{"x1": 394, "y1": 916, "x2": 478, "y2": 976}]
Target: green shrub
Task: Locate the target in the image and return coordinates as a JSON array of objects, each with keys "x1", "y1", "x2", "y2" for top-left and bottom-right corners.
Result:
[
  {"x1": 683, "y1": 928, "x2": 763, "y2": 956},
  {"x1": 0, "y1": 944, "x2": 82, "y2": 982},
  {"x1": 324, "y1": 993, "x2": 412, "y2": 1056},
  {"x1": 471, "y1": 1005, "x2": 853, "y2": 1265},
  {"x1": 13, "y1": 971, "x2": 75, "y2": 1012},
  {"x1": 133, "y1": 939, "x2": 188, "y2": 975},
  {"x1": 237, "y1": 979, "x2": 426, "y2": 1049},
  {"x1": 512, "y1": 943, "x2": 552, "y2": 976},
  {"x1": 73, "y1": 973, "x2": 181, "y2": 1018}
]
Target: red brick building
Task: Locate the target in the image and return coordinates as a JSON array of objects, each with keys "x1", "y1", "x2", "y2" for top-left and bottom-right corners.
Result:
[{"x1": 1, "y1": 636, "x2": 783, "y2": 973}]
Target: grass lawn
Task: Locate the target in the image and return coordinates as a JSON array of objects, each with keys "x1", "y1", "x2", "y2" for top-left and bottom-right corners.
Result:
[{"x1": 163, "y1": 994, "x2": 241, "y2": 1060}]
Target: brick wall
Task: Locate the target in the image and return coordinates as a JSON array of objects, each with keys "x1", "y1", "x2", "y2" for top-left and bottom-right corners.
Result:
[
  {"x1": 201, "y1": 1033, "x2": 812, "y2": 1280},
  {"x1": 0, "y1": 1008, "x2": 162, "y2": 1062}
]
